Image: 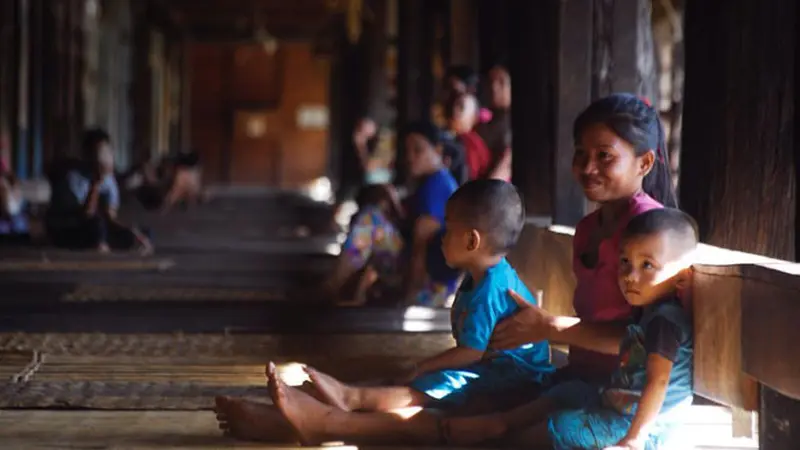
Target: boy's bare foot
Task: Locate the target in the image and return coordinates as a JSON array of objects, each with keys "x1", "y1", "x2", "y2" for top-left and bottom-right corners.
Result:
[
  {"x1": 97, "y1": 242, "x2": 111, "y2": 254},
  {"x1": 214, "y1": 396, "x2": 296, "y2": 443},
  {"x1": 303, "y1": 366, "x2": 357, "y2": 411},
  {"x1": 267, "y1": 362, "x2": 339, "y2": 445}
]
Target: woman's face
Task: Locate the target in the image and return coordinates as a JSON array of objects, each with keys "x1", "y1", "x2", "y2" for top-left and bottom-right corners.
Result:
[
  {"x1": 488, "y1": 67, "x2": 511, "y2": 109},
  {"x1": 405, "y1": 133, "x2": 438, "y2": 177},
  {"x1": 571, "y1": 123, "x2": 653, "y2": 203}
]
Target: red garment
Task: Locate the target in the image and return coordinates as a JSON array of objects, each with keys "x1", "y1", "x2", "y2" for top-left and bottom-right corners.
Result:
[
  {"x1": 569, "y1": 191, "x2": 663, "y2": 379},
  {"x1": 459, "y1": 131, "x2": 493, "y2": 180}
]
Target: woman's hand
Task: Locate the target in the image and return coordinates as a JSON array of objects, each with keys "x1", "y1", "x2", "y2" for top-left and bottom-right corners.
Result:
[{"x1": 490, "y1": 289, "x2": 555, "y2": 350}]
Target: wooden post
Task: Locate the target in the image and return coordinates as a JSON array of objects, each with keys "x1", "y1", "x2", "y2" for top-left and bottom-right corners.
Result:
[
  {"x1": 680, "y1": 0, "x2": 798, "y2": 448},
  {"x1": 15, "y1": 0, "x2": 30, "y2": 179},
  {"x1": 553, "y1": 0, "x2": 593, "y2": 226},
  {"x1": 476, "y1": 0, "x2": 509, "y2": 74},
  {"x1": 448, "y1": 0, "x2": 478, "y2": 68},
  {"x1": 179, "y1": 33, "x2": 192, "y2": 152},
  {"x1": 29, "y1": 0, "x2": 44, "y2": 177},
  {"x1": 395, "y1": 0, "x2": 434, "y2": 184},
  {"x1": 507, "y1": 0, "x2": 558, "y2": 217},
  {"x1": 592, "y1": 0, "x2": 658, "y2": 102}
]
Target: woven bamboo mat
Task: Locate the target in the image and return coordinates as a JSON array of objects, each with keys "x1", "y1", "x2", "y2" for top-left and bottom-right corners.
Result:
[
  {"x1": 0, "y1": 258, "x2": 174, "y2": 272},
  {"x1": 0, "y1": 333, "x2": 455, "y2": 358},
  {"x1": 0, "y1": 353, "x2": 416, "y2": 410},
  {"x1": 62, "y1": 285, "x2": 287, "y2": 302}
]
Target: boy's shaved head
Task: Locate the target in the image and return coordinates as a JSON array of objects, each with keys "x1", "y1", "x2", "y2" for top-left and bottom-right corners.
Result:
[
  {"x1": 622, "y1": 208, "x2": 699, "y2": 256},
  {"x1": 447, "y1": 179, "x2": 525, "y2": 253}
]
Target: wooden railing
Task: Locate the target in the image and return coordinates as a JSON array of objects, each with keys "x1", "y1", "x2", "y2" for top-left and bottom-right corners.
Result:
[{"x1": 507, "y1": 223, "x2": 800, "y2": 419}]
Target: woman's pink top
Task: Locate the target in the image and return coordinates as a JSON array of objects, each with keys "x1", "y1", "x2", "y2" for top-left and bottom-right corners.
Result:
[{"x1": 569, "y1": 191, "x2": 663, "y2": 379}]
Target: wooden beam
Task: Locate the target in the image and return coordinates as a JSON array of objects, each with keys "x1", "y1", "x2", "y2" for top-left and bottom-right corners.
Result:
[
  {"x1": 552, "y1": 0, "x2": 592, "y2": 226},
  {"x1": 508, "y1": 0, "x2": 558, "y2": 216},
  {"x1": 592, "y1": 0, "x2": 658, "y2": 101},
  {"x1": 476, "y1": 0, "x2": 509, "y2": 74},
  {"x1": 448, "y1": 0, "x2": 477, "y2": 67},
  {"x1": 680, "y1": 0, "x2": 797, "y2": 448},
  {"x1": 395, "y1": 0, "x2": 434, "y2": 184}
]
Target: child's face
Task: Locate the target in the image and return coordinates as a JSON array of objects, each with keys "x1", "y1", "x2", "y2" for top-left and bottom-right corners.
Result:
[
  {"x1": 440, "y1": 204, "x2": 479, "y2": 269},
  {"x1": 572, "y1": 123, "x2": 654, "y2": 203},
  {"x1": 618, "y1": 231, "x2": 689, "y2": 306}
]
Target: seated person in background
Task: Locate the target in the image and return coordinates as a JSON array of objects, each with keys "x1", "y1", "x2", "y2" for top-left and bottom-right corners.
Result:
[
  {"x1": 402, "y1": 121, "x2": 460, "y2": 307},
  {"x1": 245, "y1": 208, "x2": 696, "y2": 450},
  {"x1": 124, "y1": 149, "x2": 206, "y2": 213},
  {"x1": 46, "y1": 128, "x2": 153, "y2": 254},
  {"x1": 0, "y1": 137, "x2": 29, "y2": 242},
  {"x1": 476, "y1": 64, "x2": 513, "y2": 181},
  {"x1": 323, "y1": 184, "x2": 404, "y2": 306},
  {"x1": 288, "y1": 179, "x2": 554, "y2": 413},
  {"x1": 440, "y1": 131, "x2": 469, "y2": 186},
  {"x1": 445, "y1": 93, "x2": 508, "y2": 182},
  {"x1": 161, "y1": 149, "x2": 206, "y2": 213}
]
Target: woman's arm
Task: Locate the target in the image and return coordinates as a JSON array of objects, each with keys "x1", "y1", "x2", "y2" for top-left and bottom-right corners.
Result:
[
  {"x1": 487, "y1": 148, "x2": 512, "y2": 181},
  {"x1": 404, "y1": 216, "x2": 441, "y2": 303},
  {"x1": 490, "y1": 289, "x2": 625, "y2": 355}
]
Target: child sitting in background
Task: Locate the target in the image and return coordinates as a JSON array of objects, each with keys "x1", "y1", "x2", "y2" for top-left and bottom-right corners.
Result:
[
  {"x1": 323, "y1": 184, "x2": 404, "y2": 306},
  {"x1": 297, "y1": 179, "x2": 554, "y2": 411}
]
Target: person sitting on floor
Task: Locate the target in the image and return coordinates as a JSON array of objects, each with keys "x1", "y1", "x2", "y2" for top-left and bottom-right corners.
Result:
[
  {"x1": 241, "y1": 207, "x2": 696, "y2": 450},
  {"x1": 123, "y1": 149, "x2": 206, "y2": 213},
  {"x1": 401, "y1": 121, "x2": 461, "y2": 307},
  {"x1": 46, "y1": 128, "x2": 153, "y2": 254},
  {"x1": 0, "y1": 134, "x2": 29, "y2": 242},
  {"x1": 322, "y1": 184, "x2": 405, "y2": 306},
  {"x1": 300, "y1": 179, "x2": 554, "y2": 413}
]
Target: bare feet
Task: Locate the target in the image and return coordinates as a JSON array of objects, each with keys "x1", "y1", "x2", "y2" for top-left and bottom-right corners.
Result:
[
  {"x1": 97, "y1": 242, "x2": 111, "y2": 254},
  {"x1": 303, "y1": 366, "x2": 358, "y2": 411},
  {"x1": 268, "y1": 362, "x2": 340, "y2": 445},
  {"x1": 214, "y1": 396, "x2": 296, "y2": 443}
]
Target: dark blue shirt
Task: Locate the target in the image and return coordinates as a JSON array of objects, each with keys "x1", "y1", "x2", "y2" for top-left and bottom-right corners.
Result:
[
  {"x1": 413, "y1": 169, "x2": 459, "y2": 286},
  {"x1": 603, "y1": 298, "x2": 693, "y2": 416}
]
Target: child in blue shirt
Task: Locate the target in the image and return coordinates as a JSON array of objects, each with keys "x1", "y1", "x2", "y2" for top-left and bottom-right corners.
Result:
[
  {"x1": 301, "y1": 179, "x2": 555, "y2": 411},
  {"x1": 430, "y1": 208, "x2": 698, "y2": 450}
]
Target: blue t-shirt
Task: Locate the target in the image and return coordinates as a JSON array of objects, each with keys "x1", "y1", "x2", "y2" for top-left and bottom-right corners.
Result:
[
  {"x1": 604, "y1": 298, "x2": 694, "y2": 416},
  {"x1": 413, "y1": 168, "x2": 457, "y2": 222},
  {"x1": 65, "y1": 171, "x2": 120, "y2": 211},
  {"x1": 450, "y1": 258, "x2": 554, "y2": 373},
  {"x1": 414, "y1": 169, "x2": 460, "y2": 285}
]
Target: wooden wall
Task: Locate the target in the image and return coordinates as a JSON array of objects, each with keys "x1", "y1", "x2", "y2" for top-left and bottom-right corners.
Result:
[{"x1": 189, "y1": 41, "x2": 330, "y2": 187}]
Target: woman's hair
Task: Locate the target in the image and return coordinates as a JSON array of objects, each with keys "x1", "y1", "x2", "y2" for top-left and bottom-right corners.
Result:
[
  {"x1": 445, "y1": 65, "x2": 479, "y2": 91},
  {"x1": 404, "y1": 121, "x2": 441, "y2": 147},
  {"x1": 573, "y1": 93, "x2": 677, "y2": 208},
  {"x1": 355, "y1": 184, "x2": 391, "y2": 210}
]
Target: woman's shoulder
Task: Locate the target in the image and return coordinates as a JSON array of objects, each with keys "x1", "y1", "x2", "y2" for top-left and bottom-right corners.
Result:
[{"x1": 627, "y1": 192, "x2": 663, "y2": 217}]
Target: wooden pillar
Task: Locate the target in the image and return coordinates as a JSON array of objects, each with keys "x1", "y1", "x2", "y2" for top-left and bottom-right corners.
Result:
[
  {"x1": 361, "y1": 0, "x2": 389, "y2": 124},
  {"x1": 14, "y1": 0, "x2": 30, "y2": 178},
  {"x1": 592, "y1": 0, "x2": 658, "y2": 102},
  {"x1": 395, "y1": 0, "x2": 434, "y2": 184},
  {"x1": 476, "y1": 0, "x2": 509, "y2": 74},
  {"x1": 448, "y1": 0, "x2": 478, "y2": 68},
  {"x1": 29, "y1": 0, "x2": 44, "y2": 177},
  {"x1": 179, "y1": 34, "x2": 192, "y2": 152},
  {"x1": 131, "y1": 2, "x2": 151, "y2": 163},
  {"x1": 680, "y1": 0, "x2": 798, "y2": 448},
  {"x1": 507, "y1": 0, "x2": 558, "y2": 216},
  {"x1": 553, "y1": 0, "x2": 593, "y2": 226}
]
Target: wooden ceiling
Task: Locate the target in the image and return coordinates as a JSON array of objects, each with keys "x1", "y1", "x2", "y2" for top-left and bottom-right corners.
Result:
[{"x1": 162, "y1": 0, "x2": 336, "y2": 41}]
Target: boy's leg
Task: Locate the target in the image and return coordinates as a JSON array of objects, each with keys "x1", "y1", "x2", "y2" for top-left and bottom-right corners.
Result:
[
  {"x1": 214, "y1": 396, "x2": 296, "y2": 442},
  {"x1": 271, "y1": 364, "x2": 554, "y2": 447},
  {"x1": 303, "y1": 366, "x2": 428, "y2": 412}
]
